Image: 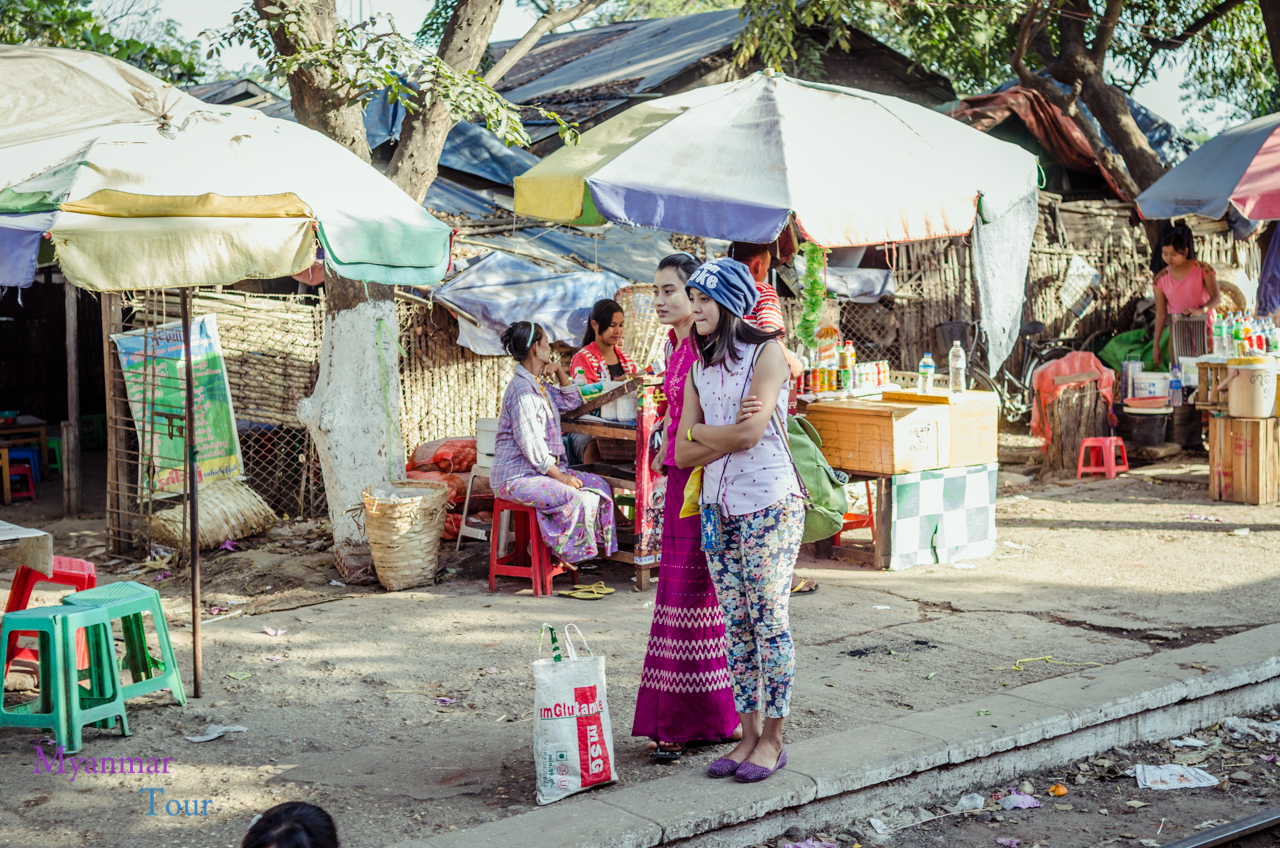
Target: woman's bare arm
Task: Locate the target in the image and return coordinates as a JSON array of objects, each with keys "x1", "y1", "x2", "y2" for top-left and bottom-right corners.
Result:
[{"x1": 688, "y1": 343, "x2": 788, "y2": 454}]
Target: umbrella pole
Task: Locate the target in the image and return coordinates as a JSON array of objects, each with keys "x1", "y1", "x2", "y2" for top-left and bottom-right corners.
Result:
[{"x1": 182, "y1": 287, "x2": 203, "y2": 698}]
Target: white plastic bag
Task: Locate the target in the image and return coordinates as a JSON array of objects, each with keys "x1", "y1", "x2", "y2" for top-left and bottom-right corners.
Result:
[{"x1": 533, "y1": 623, "x2": 616, "y2": 805}]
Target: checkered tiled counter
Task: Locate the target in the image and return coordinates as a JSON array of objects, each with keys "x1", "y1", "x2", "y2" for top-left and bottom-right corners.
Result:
[{"x1": 888, "y1": 462, "x2": 997, "y2": 570}]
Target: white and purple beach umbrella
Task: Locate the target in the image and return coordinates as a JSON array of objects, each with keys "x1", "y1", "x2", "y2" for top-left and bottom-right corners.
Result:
[{"x1": 1137, "y1": 111, "x2": 1280, "y2": 222}]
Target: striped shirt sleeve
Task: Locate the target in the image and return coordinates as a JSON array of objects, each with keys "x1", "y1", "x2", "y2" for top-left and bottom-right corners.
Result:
[{"x1": 747, "y1": 283, "x2": 785, "y2": 332}]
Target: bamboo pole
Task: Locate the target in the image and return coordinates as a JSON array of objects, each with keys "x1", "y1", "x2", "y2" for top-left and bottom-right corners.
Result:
[{"x1": 182, "y1": 289, "x2": 203, "y2": 699}]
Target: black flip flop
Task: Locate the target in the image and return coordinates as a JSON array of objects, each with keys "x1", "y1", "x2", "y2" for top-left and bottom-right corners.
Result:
[{"x1": 649, "y1": 743, "x2": 683, "y2": 761}]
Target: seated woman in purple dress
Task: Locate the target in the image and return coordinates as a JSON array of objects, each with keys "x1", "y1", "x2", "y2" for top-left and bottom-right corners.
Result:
[{"x1": 490, "y1": 321, "x2": 618, "y2": 565}]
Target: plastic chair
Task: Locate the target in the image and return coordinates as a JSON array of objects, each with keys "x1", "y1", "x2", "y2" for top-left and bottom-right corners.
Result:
[
  {"x1": 81, "y1": 414, "x2": 106, "y2": 450},
  {"x1": 489, "y1": 499, "x2": 568, "y2": 597},
  {"x1": 831, "y1": 481, "x2": 877, "y2": 546},
  {"x1": 61, "y1": 581, "x2": 187, "y2": 705},
  {"x1": 46, "y1": 436, "x2": 61, "y2": 474},
  {"x1": 456, "y1": 453, "x2": 495, "y2": 551},
  {"x1": 1077, "y1": 436, "x2": 1130, "y2": 480},
  {"x1": 5, "y1": 557, "x2": 97, "y2": 677},
  {"x1": 0, "y1": 604, "x2": 131, "y2": 753},
  {"x1": 8, "y1": 463, "x2": 36, "y2": 502},
  {"x1": 6, "y1": 447, "x2": 40, "y2": 484}
]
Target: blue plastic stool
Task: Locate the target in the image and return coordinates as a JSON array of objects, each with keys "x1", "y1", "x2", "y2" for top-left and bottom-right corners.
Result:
[{"x1": 5, "y1": 446, "x2": 40, "y2": 484}]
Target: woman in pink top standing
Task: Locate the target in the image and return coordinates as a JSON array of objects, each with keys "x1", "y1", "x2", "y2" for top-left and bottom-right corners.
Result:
[
  {"x1": 1153, "y1": 226, "x2": 1221, "y2": 369},
  {"x1": 632, "y1": 253, "x2": 744, "y2": 760},
  {"x1": 676, "y1": 258, "x2": 802, "y2": 784}
]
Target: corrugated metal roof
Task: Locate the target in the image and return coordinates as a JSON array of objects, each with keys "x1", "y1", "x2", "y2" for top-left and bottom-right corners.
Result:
[{"x1": 499, "y1": 9, "x2": 744, "y2": 104}]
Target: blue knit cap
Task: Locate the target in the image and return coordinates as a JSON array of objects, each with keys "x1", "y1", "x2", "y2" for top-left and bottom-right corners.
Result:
[{"x1": 686, "y1": 258, "x2": 759, "y2": 318}]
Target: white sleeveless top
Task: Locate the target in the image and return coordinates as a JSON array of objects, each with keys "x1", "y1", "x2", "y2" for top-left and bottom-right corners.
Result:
[{"x1": 694, "y1": 339, "x2": 800, "y2": 516}]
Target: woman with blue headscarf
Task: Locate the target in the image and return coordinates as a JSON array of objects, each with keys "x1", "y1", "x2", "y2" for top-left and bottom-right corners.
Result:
[
  {"x1": 675, "y1": 258, "x2": 803, "y2": 784},
  {"x1": 490, "y1": 321, "x2": 618, "y2": 566}
]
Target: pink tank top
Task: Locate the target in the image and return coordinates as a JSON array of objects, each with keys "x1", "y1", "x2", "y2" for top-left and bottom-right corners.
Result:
[
  {"x1": 694, "y1": 339, "x2": 800, "y2": 516},
  {"x1": 1156, "y1": 263, "x2": 1211, "y2": 315}
]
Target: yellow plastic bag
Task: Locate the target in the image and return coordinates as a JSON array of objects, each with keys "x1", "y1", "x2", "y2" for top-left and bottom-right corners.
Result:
[{"x1": 680, "y1": 466, "x2": 703, "y2": 518}]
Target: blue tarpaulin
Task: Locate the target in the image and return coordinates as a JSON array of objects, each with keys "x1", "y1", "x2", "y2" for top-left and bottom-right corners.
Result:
[
  {"x1": 0, "y1": 211, "x2": 58, "y2": 290},
  {"x1": 435, "y1": 251, "x2": 628, "y2": 355},
  {"x1": 364, "y1": 89, "x2": 539, "y2": 186}
]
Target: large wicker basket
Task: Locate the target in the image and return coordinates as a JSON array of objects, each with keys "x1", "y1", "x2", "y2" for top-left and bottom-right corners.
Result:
[
  {"x1": 361, "y1": 480, "x2": 449, "y2": 591},
  {"x1": 149, "y1": 478, "x2": 276, "y2": 551}
]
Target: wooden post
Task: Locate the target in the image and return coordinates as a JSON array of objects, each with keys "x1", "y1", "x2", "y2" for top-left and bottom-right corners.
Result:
[
  {"x1": 64, "y1": 279, "x2": 82, "y2": 516},
  {"x1": 182, "y1": 289, "x2": 203, "y2": 698},
  {"x1": 874, "y1": 477, "x2": 893, "y2": 570},
  {"x1": 102, "y1": 293, "x2": 129, "y2": 556}
]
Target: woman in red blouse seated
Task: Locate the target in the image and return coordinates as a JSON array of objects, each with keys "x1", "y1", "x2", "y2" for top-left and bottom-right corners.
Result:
[
  {"x1": 570, "y1": 299, "x2": 640, "y2": 383},
  {"x1": 569, "y1": 299, "x2": 641, "y2": 464}
]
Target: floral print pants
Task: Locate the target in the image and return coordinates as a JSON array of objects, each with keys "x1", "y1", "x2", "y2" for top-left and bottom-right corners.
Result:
[{"x1": 705, "y1": 496, "x2": 804, "y2": 718}]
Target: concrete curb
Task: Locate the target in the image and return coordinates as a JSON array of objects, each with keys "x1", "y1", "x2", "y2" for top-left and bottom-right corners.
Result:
[{"x1": 387, "y1": 625, "x2": 1280, "y2": 848}]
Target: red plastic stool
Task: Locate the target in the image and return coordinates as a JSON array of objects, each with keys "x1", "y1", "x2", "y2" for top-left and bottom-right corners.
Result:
[
  {"x1": 1077, "y1": 437, "x2": 1129, "y2": 479},
  {"x1": 489, "y1": 499, "x2": 568, "y2": 596},
  {"x1": 4, "y1": 557, "x2": 98, "y2": 676},
  {"x1": 7, "y1": 462, "x2": 36, "y2": 502},
  {"x1": 832, "y1": 481, "x2": 877, "y2": 546}
]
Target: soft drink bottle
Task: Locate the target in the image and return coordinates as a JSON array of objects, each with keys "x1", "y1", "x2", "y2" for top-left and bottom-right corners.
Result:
[
  {"x1": 1169, "y1": 366, "x2": 1182, "y2": 408},
  {"x1": 917, "y1": 353, "x2": 935, "y2": 394},
  {"x1": 948, "y1": 341, "x2": 966, "y2": 395}
]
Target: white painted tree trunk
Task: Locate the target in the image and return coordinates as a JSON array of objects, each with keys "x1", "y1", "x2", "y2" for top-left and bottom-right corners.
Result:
[{"x1": 298, "y1": 286, "x2": 404, "y2": 581}]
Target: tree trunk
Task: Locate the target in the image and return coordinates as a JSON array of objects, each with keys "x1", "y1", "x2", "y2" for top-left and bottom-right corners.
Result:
[
  {"x1": 1042, "y1": 383, "x2": 1109, "y2": 472},
  {"x1": 1076, "y1": 76, "x2": 1168, "y2": 191},
  {"x1": 1261, "y1": 0, "x2": 1280, "y2": 79},
  {"x1": 297, "y1": 274, "x2": 404, "y2": 583},
  {"x1": 254, "y1": 0, "x2": 371, "y2": 163},
  {"x1": 385, "y1": 0, "x2": 504, "y2": 201}
]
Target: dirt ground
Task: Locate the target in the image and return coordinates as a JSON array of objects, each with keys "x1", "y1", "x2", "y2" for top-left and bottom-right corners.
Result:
[
  {"x1": 778, "y1": 712, "x2": 1280, "y2": 848},
  {"x1": 3, "y1": 452, "x2": 1280, "y2": 848}
]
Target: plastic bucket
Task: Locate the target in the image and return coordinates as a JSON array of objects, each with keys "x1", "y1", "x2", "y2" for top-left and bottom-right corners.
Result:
[
  {"x1": 475, "y1": 417, "x2": 499, "y2": 457},
  {"x1": 1132, "y1": 372, "x2": 1171, "y2": 398},
  {"x1": 1224, "y1": 358, "x2": 1277, "y2": 419},
  {"x1": 1123, "y1": 407, "x2": 1171, "y2": 448}
]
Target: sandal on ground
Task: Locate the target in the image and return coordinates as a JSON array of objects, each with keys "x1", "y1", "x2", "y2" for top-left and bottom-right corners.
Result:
[
  {"x1": 573, "y1": 581, "x2": 615, "y2": 595},
  {"x1": 558, "y1": 588, "x2": 605, "y2": 600},
  {"x1": 648, "y1": 741, "x2": 683, "y2": 761},
  {"x1": 791, "y1": 578, "x2": 819, "y2": 595}
]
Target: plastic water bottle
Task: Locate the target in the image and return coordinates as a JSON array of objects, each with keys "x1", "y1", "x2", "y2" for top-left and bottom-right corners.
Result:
[
  {"x1": 948, "y1": 341, "x2": 966, "y2": 395},
  {"x1": 573, "y1": 367, "x2": 588, "y2": 386},
  {"x1": 1169, "y1": 366, "x2": 1182, "y2": 407},
  {"x1": 1211, "y1": 321, "x2": 1225, "y2": 357},
  {"x1": 917, "y1": 353, "x2": 936, "y2": 394}
]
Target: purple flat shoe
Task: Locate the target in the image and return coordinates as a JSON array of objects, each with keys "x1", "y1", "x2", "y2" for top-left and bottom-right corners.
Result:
[
  {"x1": 707, "y1": 757, "x2": 742, "y2": 778},
  {"x1": 735, "y1": 747, "x2": 787, "y2": 783}
]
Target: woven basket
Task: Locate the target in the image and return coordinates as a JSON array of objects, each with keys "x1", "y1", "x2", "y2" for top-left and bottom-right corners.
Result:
[
  {"x1": 149, "y1": 478, "x2": 277, "y2": 551},
  {"x1": 361, "y1": 480, "x2": 449, "y2": 591}
]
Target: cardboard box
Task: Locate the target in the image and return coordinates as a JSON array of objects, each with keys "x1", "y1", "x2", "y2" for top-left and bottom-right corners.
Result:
[
  {"x1": 805, "y1": 400, "x2": 951, "y2": 476},
  {"x1": 879, "y1": 389, "x2": 999, "y2": 468},
  {"x1": 1209, "y1": 415, "x2": 1279, "y2": 505}
]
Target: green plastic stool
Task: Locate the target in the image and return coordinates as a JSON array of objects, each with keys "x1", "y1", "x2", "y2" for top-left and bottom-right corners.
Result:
[
  {"x1": 80, "y1": 414, "x2": 106, "y2": 450},
  {"x1": 0, "y1": 605, "x2": 131, "y2": 753},
  {"x1": 61, "y1": 581, "x2": 187, "y2": 705},
  {"x1": 46, "y1": 436, "x2": 62, "y2": 474}
]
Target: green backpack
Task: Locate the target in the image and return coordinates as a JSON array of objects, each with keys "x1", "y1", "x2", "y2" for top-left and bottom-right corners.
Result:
[{"x1": 773, "y1": 409, "x2": 849, "y2": 544}]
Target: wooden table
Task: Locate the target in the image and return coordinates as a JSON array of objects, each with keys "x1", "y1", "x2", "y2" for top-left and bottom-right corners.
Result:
[
  {"x1": 0, "y1": 415, "x2": 48, "y2": 476},
  {"x1": 0, "y1": 519, "x2": 53, "y2": 577},
  {"x1": 562, "y1": 380, "x2": 663, "y2": 589}
]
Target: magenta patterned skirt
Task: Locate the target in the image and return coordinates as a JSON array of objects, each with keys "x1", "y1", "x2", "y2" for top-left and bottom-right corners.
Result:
[{"x1": 630, "y1": 464, "x2": 738, "y2": 743}]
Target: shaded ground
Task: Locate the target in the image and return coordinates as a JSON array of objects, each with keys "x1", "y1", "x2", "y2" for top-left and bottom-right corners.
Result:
[{"x1": 2, "y1": 457, "x2": 1280, "y2": 847}]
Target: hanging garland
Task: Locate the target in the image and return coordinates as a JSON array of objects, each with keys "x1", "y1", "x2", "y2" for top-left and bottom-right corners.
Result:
[{"x1": 796, "y1": 241, "x2": 828, "y2": 349}]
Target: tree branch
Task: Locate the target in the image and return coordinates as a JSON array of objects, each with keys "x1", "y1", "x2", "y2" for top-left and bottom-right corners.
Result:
[
  {"x1": 1145, "y1": 0, "x2": 1249, "y2": 50},
  {"x1": 482, "y1": 0, "x2": 610, "y2": 85},
  {"x1": 1089, "y1": 0, "x2": 1125, "y2": 64},
  {"x1": 1011, "y1": 3, "x2": 1140, "y2": 200}
]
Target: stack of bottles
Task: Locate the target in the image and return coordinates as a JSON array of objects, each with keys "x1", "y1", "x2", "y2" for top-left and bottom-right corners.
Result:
[
  {"x1": 797, "y1": 339, "x2": 889, "y2": 396},
  {"x1": 1211, "y1": 313, "x2": 1280, "y2": 358}
]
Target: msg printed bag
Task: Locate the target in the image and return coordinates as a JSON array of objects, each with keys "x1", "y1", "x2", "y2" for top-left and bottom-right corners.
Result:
[{"x1": 533, "y1": 624, "x2": 616, "y2": 805}]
